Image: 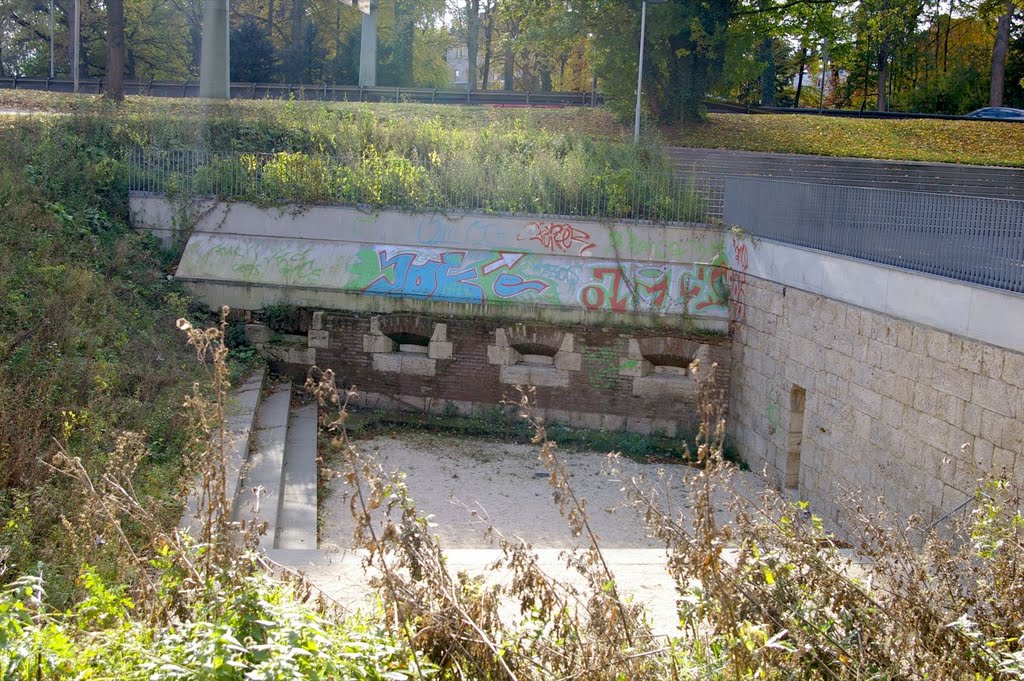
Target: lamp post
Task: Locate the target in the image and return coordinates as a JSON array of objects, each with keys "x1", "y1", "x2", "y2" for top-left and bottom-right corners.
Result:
[
  {"x1": 634, "y1": 0, "x2": 666, "y2": 144},
  {"x1": 72, "y1": 0, "x2": 79, "y2": 92},
  {"x1": 49, "y1": 0, "x2": 54, "y2": 79}
]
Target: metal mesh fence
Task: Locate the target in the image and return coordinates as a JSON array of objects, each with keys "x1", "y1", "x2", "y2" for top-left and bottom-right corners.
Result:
[
  {"x1": 127, "y1": 148, "x2": 714, "y2": 224},
  {"x1": 724, "y1": 176, "x2": 1024, "y2": 293}
]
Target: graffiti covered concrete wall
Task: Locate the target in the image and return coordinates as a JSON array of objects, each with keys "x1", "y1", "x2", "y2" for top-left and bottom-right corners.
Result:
[{"x1": 133, "y1": 197, "x2": 728, "y2": 327}]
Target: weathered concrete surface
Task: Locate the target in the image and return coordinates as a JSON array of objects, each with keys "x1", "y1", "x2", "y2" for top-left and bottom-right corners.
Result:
[
  {"x1": 234, "y1": 382, "x2": 292, "y2": 547},
  {"x1": 130, "y1": 196, "x2": 729, "y2": 330},
  {"x1": 277, "y1": 403, "x2": 319, "y2": 550},
  {"x1": 727, "y1": 233, "x2": 1024, "y2": 355},
  {"x1": 295, "y1": 548, "x2": 686, "y2": 638}
]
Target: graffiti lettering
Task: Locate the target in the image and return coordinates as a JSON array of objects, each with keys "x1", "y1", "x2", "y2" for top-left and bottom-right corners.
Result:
[
  {"x1": 200, "y1": 240, "x2": 322, "y2": 285},
  {"x1": 523, "y1": 261, "x2": 580, "y2": 287},
  {"x1": 682, "y1": 261, "x2": 730, "y2": 312},
  {"x1": 364, "y1": 250, "x2": 482, "y2": 301},
  {"x1": 494, "y1": 273, "x2": 548, "y2": 297},
  {"x1": 518, "y1": 222, "x2": 596, "y2": 256},
  {"x1": 729, "y1": 235, "x2": 749, "y2": 327},
  {"x1": 355, "y1": 247, "x2": 549, "y2": 304},
  {"x1": 581, "y1": 267, "x2": 630, "y2": 312},
  {"x1": 417, "y1": 217, "x2": 508, "y2": 248},
  {"x1": 579, "y1": 261, "x2": 730, "y2": 316},
  {"x1": 580, "y1": 266, "x2": 675, "y2": 312}
]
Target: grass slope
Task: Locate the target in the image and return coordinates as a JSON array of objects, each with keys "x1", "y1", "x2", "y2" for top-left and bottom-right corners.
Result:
[
  {"x1": 1, "y1": 90, "x2": 1021, "y2": 167},
  {"x1": 0, "y1": 120, "x2": 205, "y2": 603},
  {"x1": 663, "y1": 113, "x2": 1024, "y2": 167}
]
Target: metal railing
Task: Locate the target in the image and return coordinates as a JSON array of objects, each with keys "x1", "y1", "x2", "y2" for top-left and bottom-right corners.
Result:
[
  {"x1": 127, "y1": 148, "x2": 712, "y2": 224},
  {"x1": 0, "y1": 77, "x2": 602, "y2": 107},
  {"x1": 724, "y1": 177, "x2": 1024, "y2": 293}
]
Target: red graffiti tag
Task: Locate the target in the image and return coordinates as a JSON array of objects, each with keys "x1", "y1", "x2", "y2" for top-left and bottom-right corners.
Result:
[
  {"x1": 580, "y1": 267, "x2": 630, "y2": 311},
  {"x1": 518, "y1": 222, "x2": 596, "y2": 255},
  {"x1": 729, "y1": 235, "x2": 749, "y2": 327}
]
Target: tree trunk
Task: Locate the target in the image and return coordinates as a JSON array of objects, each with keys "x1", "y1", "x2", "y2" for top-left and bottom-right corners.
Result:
[
  {"x1": 333, "y1": 0, "x2": 340, "y2": 80},
  {"x1": 539, "y1": 64, "x2": 552, "y2": 92},
  {"x1": 104, "y1": 0, "x2": 125, "y2": 100},
  {"x1": 876, "y1": 39, "x2": 889, "y2": 111},
  {"x1": 793, "y1": 45, "x2": 807, "y2": 108},
  {"x1": 503, "y1": 40, "x2": 513, "y2": 90},
  {"x1": 393, "y1": 0, "x2": 414, "y2": 86},
  {"x1": 943, "y1": 0, "x2": 954, "y2": 72},
  {"x1": 989, "y1": 0, "x2": 1014, "y2": 106},
  {"x1": 759, "y1": 36, "x2": 776, "y2": 105},
  {"x1": 67, "y1": 0, "x2": 78, "y2": 79},
  {"x1": 267, "y1": 0, "x2": 275, "y2": 38},
  {"x1": 465, "y1": 0, "x2": 480, "y2": 90},
  {"x1": 481, "y1": 0, "x2": 495, "y2": 90},
  {"x1": 291, "y1": 0, "x2": 304, "y2": 46}
]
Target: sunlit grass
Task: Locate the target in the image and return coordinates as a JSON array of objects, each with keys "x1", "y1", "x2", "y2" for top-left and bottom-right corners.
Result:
[{"x1": 664, "y1": 113, "x2": 1024, "y2": 167}]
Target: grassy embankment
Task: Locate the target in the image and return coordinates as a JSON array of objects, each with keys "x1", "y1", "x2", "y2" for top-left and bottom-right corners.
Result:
[
  {"x1": 2, "y1": 89, "x2": 1022, "y2": 167},
  {"x1": 0, "y1": 118, "x2": 205, "y2": 601}
]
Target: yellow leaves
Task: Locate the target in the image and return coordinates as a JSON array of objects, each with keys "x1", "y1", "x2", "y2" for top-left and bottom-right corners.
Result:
[{"x1": 666, "y1": 113, "x2": 1024, "y2": 167}]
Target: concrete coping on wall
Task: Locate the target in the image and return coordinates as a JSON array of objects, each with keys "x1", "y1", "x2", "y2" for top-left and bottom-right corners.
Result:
[{"x1": 729, "y1": 234, "x2": 1024, "y2": 355}]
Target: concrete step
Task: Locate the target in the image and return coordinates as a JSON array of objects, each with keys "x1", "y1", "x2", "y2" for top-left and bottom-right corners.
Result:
[
  {"x1": 180, "y1": 368, "x2": 266, "y2": 534},
  {"x1": 263, "y1": 548, "x2": 329, "y2": 566},
  {"x1": 233, "y1": 381, "x2": 292, "y2": 547},
  {"x1": 276, "y1": 402, "x2": 319, "y2": 550}
]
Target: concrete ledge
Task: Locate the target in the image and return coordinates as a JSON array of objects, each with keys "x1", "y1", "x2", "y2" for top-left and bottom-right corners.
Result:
[
  {"x1": 729, "y1": 236, "x2": 1024, "y2": 354},
  {"x1": 277, "y1": 403, "x2": 318, "y2": 550},
  {"x1": 234, "y1": 382, "x2": 292, "y2": 548},
  {"x1": 347, "y1": 390, "x2": 691, "y2": 436},
  {"x1": 177, "y1": 278, "x2": 729, "y2": 332}
]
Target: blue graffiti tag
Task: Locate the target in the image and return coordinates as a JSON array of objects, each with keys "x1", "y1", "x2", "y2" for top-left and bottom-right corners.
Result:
[
  {"x1": 493, "y1": 273, "x2": 548, "y2": 298},
  {"x1": 363, "y1": 250, "x2": 483, "y2": 303}
]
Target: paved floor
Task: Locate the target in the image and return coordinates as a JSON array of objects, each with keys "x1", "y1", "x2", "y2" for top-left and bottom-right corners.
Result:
[{"x1": 278, "y1": 432, "x2": 769, "y2": 638}]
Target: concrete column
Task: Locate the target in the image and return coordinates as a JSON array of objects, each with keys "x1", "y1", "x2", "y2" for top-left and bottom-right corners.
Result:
[
  {"x1": 358, "y1": 3, "x2": 377, "y2": 87},
  {"x1": 199, "y1": 0, "x2": 230, "y2": 99}
]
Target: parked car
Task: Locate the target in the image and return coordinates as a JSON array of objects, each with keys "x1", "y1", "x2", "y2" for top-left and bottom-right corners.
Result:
[{"x1": 965, "y1": 107, "x2": 1024, "y2": 120}]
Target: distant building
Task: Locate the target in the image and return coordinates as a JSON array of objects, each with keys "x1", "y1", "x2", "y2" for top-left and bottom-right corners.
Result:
[
  {"x1": 446, "y1": 45, "x2": 469, "y2": 89},
  {"x1": 445, "y1": 41, "x2": 505, "y2": 90},
  {"x1": 792, "y1": 67, "x2": 849, "y2": 100}
]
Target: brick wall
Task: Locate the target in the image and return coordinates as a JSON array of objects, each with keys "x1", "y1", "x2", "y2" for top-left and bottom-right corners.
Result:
[
  {"x1": 729, "y1": 274, "x2": 1024, "y2": 528},
  {"x1": 271, "y1": 310, "x2": 731, "y2": 437}
]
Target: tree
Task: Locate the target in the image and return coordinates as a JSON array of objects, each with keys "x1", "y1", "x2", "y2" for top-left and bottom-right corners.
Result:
[
  {"x1": 104, "y1": 0, "x2": 125, "y2": 100},
  {"x1": 231, "y1": 18, "x2": 275, "y2": 82},
  {"x1": 591, "y1": 0, "x2": 735, "y2": 122},
  {"x1": 989, "y1": 0, "x2": 1018, "y2": 104},
  {"x1": 280, "y1": 20, "x2": 327, "y2": 82}
]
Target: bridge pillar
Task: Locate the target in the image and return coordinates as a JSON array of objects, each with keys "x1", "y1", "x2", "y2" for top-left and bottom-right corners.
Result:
[
  {"x1": 199, "y1": 0, "x2": 230, "y2": 99},
  {"x1": 358, "y1": 2, "x2": 377, "y2": 87}
]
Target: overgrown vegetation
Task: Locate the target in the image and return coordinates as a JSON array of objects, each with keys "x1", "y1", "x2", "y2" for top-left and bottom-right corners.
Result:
[
  {"x1": 1, "y1": 100, "x2": 1022, "y2": 677},
  {"x1": 342, "y1": 404, "x2": 745, "y2": 465},
  {"x1": 0, "y1": 119, "x2": 206, "y2": 603},
  {"x1": 4, "y1": 91, "x2": 1023, "y2": 169},
  {"x1": 2, "y1": 311, "x2": 1022, "y2": 678}
]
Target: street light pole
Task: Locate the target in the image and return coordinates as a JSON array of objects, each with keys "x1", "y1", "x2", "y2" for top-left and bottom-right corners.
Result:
[
  {"x1": 633, "y1": 0, "x2": 648, "y2": 144},
  {"x1": 49, "y1": 0, "x2": 54, "y2": 79},
  {"x1": 72, "y1": 0, "x2": 80, "y2": 92}
]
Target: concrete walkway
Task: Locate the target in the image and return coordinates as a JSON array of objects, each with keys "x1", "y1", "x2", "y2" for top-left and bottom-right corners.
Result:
[{"x1": 275, "y1": 547, "x2": 685, "y2": 638}]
